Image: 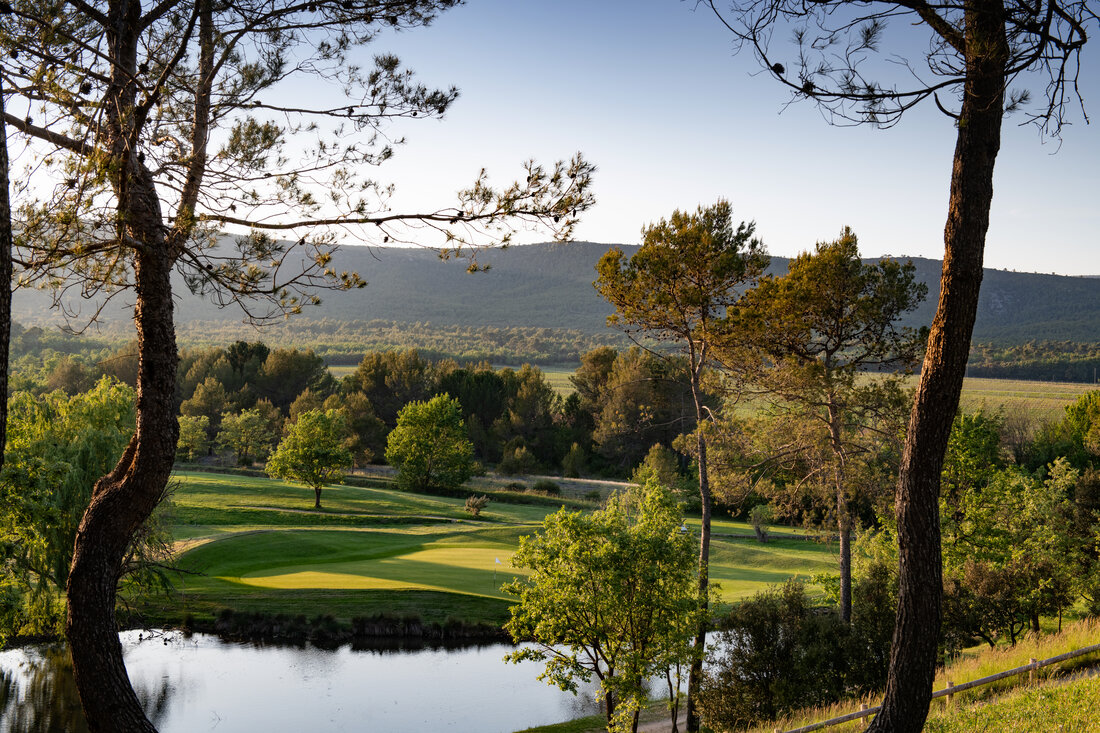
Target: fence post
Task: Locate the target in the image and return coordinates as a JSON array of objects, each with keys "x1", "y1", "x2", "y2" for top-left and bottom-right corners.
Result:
[
  {"x1": 859, "y1": 702, "x2": 869, "y2": 720},
  {"x1": 946, "y1": 680, "x2": 954, "y2": 707},
  {"x1": 1029, "y1": 658, "x2": 1038, "y2": 685}
]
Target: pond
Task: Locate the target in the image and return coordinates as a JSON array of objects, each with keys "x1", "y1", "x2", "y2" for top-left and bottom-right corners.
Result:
[{"x1": 0, "y1": 631, "x2": 609, "y2": 733}]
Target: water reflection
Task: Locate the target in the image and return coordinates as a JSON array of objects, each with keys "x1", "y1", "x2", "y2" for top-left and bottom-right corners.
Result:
[{"x1": 0, "y1": 632, "x2": 604, "y2": 733}]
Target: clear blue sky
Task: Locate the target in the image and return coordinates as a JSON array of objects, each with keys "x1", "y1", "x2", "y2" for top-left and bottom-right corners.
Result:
[{"x1": 345, "y1": 0, "x2": 1099, "y2": 276}]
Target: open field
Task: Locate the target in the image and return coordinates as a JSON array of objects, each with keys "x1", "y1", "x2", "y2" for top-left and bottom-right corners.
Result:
[
  {"x1": 332, "y1": 356, "x2": 1094, "y2": 421},
  {"x1": 538, "y1": 366, "x2": 575, "y2": 396},
  {"x1": 149, "y1": 471, "x2": 837, "y2": 627},
  {"x1": 490, "y1": 366, "x2": 1096, "y2": 421},
  {"x1": 954, "y1": 376, "x2": 1094, "y2": 422}
]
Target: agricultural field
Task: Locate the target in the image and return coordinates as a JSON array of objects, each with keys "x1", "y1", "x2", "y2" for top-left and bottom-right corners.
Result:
[
  {"x1": 954, "y1": 376, "x2": 1095, "y2": 423},
  {"x1": 148, "y1": 471, "x2": 836, "y2": 628}
]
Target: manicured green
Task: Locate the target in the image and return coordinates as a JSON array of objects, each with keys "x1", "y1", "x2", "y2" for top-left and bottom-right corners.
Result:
[{"x1": 149, "y1": 471, "x2": 836, "y2": 627}]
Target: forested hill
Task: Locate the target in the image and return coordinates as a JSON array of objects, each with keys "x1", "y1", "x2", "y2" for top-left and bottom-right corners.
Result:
[{"x1": 11, "y1": 241, "x2": 1100, "y2": 345}]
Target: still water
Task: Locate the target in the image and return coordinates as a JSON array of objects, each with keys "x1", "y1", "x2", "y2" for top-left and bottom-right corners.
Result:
[{"x1": 0, "y1": 631, "x2": 606, "y2": 733}]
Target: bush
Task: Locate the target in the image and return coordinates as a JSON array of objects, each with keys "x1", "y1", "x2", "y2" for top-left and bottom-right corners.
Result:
[
  {"x1": 464, "y1": 495, "x2": 490, "y2": 517},
  {"x1": 584, "y1": 489, "x2": 602, "y2": 502},
  {"x1": 530, "y1": 479, "x2": 560, "y2": 496},
  {"x1": 699, "y1": 576, "x2": 895, "y2": 730}
]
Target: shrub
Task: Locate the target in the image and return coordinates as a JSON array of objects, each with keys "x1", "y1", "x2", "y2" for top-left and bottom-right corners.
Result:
[
  {"x1": 464, "y1": 495, "x2": 490, "y2": 517},
  {"x1": 584, "y1": 489, "x2": 602, "y2": 502},
  {"x1": 530, "y1": 479, "x2": 560, "y2": 496},
  {"x1": 699, "y1": 576, "x2": 895, "y2": 730}
]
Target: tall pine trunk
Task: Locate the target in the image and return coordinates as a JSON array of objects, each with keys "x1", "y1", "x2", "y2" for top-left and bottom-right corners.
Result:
[
  {"x1": 0, "y1": 78, "x2": 12, "y2": 466},
  {"x1": 866, "y1": 2, "x2": 1007, "y2": 730},
  {"x1": 686, "y1": 354, "x2": 710, "y2": 732},
  {"x1": 65, "y1": 3, "x2": 180, "y2": 730},
  {"x1": 828, "y1": 398, "x2": 852, "y2": 623}
]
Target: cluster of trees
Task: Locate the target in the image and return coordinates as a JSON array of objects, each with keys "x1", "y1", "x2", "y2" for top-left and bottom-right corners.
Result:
[
  {"x1": 169, "y1": 338, "x2": 706, "y2": 481},
  {"x1": 968, "y1": 341, "x2": 1100, "y2": 383},
  {"x1": 688, "y1": 393, "x2": 1100, "y2": 729}
]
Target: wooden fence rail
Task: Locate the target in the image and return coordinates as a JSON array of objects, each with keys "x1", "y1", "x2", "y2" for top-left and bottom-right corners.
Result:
[{"x1": 777, "y1": 642, "x2": 1100, "y2": 733}]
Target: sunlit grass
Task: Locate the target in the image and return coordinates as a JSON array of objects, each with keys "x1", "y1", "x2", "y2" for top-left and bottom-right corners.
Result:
[
  {"x1": 924, "y1": 674, "x2": 1100, "y2": 732},
  {"x1": 154, "y1": 470, "x2": 838, "y2": 626}
]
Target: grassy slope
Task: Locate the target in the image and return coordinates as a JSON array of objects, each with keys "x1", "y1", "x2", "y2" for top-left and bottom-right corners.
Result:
[
  {"x1": 739, "y1": 619, "x2": 1100, "y2": 733},
  {"x1": 147, "y1": 471, "x2": 835, "y2": 627},
  {"x1": 923, "y1": 674, "x2": 1100, "y2": 732}
]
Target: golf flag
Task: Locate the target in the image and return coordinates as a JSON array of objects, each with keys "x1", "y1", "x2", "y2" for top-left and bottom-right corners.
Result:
[{"x1": 495, "y1": 557, "x2": 502, "y2": 565}]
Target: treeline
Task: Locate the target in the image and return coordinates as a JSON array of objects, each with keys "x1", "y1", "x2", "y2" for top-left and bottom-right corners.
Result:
[
  {"x1": 165, "y1": 343, "x2": 702, "y2": 480},
  {"x1": 9, "y1": 318, "x2": 629, "y2": 372},
  {"x1": 969, "y1": 340, "x2": 1100, "y2": 383}
]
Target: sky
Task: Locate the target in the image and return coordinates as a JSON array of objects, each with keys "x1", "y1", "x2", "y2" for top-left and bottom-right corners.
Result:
[{"x1": 329, "y1": 0, "x2": 1099, "y2": 276}]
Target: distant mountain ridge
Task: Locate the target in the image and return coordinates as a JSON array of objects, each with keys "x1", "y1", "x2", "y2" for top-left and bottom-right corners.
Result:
[{"x1": 12, "y1": 241, "x2": 1100, "y2": 345}]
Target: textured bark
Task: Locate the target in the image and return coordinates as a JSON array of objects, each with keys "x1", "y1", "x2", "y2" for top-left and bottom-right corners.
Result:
[
  {"x1": 828, "y1": 398, "x2": 852, "y2": 623},
  {"x1": 65, "y1": 2, "x2": 181, "y2": 730},
  {"x1": 66, "y1": 243, "x2": 179, "y2": 733},
  {"x1": 686, "y1": 355, "x2": 710, "y2": 733},
  {"x1": 0, "y1": 78, "x2": 12, "y2": 465},
  {"x1": 866, "y1": 3, "x2": 1007, "y2": 730}
]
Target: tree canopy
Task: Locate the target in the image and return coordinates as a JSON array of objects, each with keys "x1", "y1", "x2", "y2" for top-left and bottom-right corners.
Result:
[
  {"x1": 266, "y1": 408, "x2": 353, "y2": 509},
  {"x1": 385, "y1": 394, "x2": 474, "y2": 493},
  {"x1": 505, "y1": 480, "x2": 702, "y2": 733}
]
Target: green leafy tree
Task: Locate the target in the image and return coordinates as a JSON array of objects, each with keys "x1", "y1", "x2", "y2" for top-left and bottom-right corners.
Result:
[
  {"x1": 385, "y1": 394, "x2": 474, "y2": 493},
  {"x1": 1025, "y1": 391, "x2": 1100, "y2": 470},
  {"x1": 492, "y1": 365, "x2": 560, "y2": 467},
  {"x1": 217, "y1": 408, "x2": 279, "y2": 465},
  {"x1": 288, "y1": 388, "x2": 326, "y2": 424},
  {"x1": 720, "y1": 228, "x2": 925, "y2": 621},
  {"x1": 942, "y1": 459, "x2": 1081, "y2": 643},
  {"x1": 596, "y1": 199, "x2": 768, "y2": 722},
  {"x1": 347, "y1": 350, "x2": 438, "y2": 428},
  {"x1": 505, "y1": 481, "x2": 703, "y2": 733},
  {"x1": 0, "y1": 379, "x2": 135, "y2": 640},
  {"x1": 591, "y1": 348, "x2": 699, "y2": 470},
  {"x1": 632, "y1": 443, "x2": 696, "y2": 511},
  {"x1": 324, "y1": 392, "x2": 386, "y2": 466},
  {"x1": 175, "y1": 415, "x2": 210, "y2": 461},
  {"x1": 258, "y1": 349, "x2": 335, "y2": 413},
  {"x1": 266, "y1": 409, "x2": 352, "y2": 509}
]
